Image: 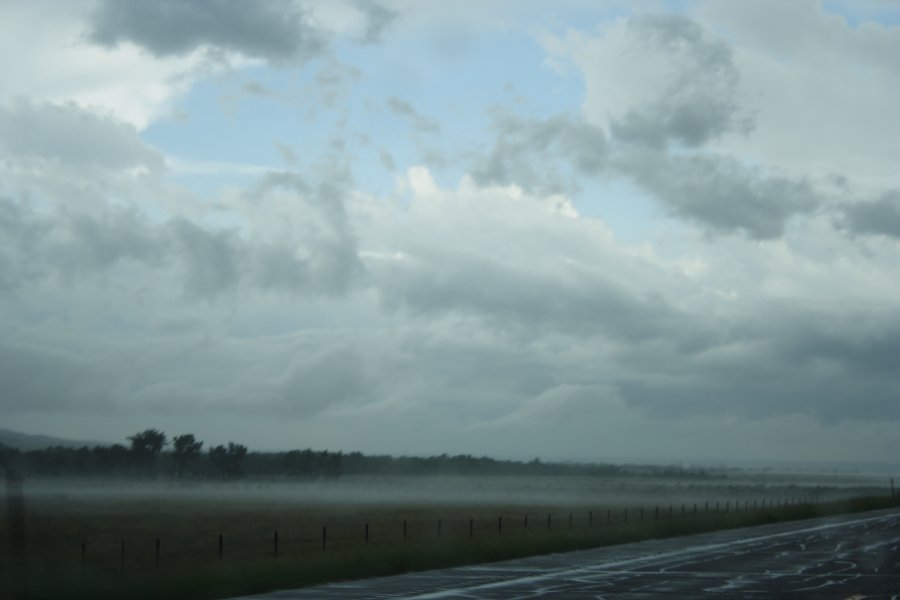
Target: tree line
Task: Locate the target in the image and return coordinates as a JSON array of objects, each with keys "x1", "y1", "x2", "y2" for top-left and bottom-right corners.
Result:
[{"x1": 0, "y1": 429, "x2": 712, "y2": 480}]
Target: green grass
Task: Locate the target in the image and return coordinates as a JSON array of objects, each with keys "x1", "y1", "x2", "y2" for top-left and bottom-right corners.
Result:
[{"x1": 4, "y1": 493, "x2": 898, "y2": 600}]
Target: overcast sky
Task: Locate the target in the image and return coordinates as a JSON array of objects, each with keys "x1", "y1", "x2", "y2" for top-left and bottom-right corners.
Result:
[{"x1": 2, "y1": 0, "x2": 899, "y2": 465}]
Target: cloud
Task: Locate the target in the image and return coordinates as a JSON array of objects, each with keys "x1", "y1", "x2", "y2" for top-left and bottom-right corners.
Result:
[
  {"x1": 616, "y1": 149, "x2": 819, "y2": 239},
  {"x1": 0, "y1": 168, "x2": 364, "y2": 298},
  {"x1": 354, "y1": 0, "x2": 398, "y2": 44},
  {"x1": 387, "y1": 97, "x2": 440, "y2": 134},
  {"x1": 692, "y1": 0, "x2": 900, "y2": 187},
  {"x1": 88, "y1": 0, "x2": 329, "y2": 63},
  {"x1": 544, "y1": 14, "x2": 750, "y2": 149},
  {"x1": 0, "y1": 341, "x2": 111, "y2": 412},
  {"x1": 840, "y1": 191, "x2": 900, "y2": 239},
  {"x1": 469, "y1": 112, "x2": 607, "y2": 194},
  {"x1": 0, "y1": 99, "x2": 165, "y2": 172}
]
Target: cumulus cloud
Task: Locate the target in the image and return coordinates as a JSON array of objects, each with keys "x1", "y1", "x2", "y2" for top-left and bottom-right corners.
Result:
[
  {"x1": 616, "y1": 149, "x2": 819, "y2": 239},
  {"x1": 0, "y1": 169, "x2": 363, "y2": 298},
  {"x1": 0, "y1": 99, "x2": 165, "y2": 172},
  {"x1": 544, "y1": 14, "x2": 751, "y2": 149},
  {"x1": 469, "y1": 112, "x2": 607, "y2": 194},
  {"x1": 88, "y1": 0, "x2": 329, "y2": 63}
]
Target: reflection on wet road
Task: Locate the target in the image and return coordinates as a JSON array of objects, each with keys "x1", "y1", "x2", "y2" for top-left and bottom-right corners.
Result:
[{"x1": 236, "y1": 508, "x2": 900, "y2": 599}]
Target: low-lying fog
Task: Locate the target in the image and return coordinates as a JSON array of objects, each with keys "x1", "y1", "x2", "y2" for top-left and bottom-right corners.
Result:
[{"x1": 8, "y1": 470, "x2": 892, "y2": 509}]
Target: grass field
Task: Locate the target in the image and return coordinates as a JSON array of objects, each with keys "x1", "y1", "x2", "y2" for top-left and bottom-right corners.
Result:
[{"x1": 2, "y1": 473, "x2": 896, "y2": 600}]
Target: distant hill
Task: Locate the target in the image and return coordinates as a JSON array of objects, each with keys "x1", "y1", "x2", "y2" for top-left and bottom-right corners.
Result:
[{"x1": 0, "y1": 428, "x2": 105, "y2": 451}]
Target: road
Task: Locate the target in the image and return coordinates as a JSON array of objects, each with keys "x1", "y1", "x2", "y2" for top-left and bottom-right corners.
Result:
[{"x1": 235, "y1": 508, "x2": 900, "y2": 599}]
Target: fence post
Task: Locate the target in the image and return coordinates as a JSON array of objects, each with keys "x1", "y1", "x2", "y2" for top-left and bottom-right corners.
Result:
[{"x1": 218, "y1": 533, "x2": 223, "y2": 561}]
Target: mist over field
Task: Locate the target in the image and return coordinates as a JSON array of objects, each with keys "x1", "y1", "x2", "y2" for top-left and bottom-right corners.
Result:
[{"x1": 2, "y1": 0, "x2": 899, "y2": 468}]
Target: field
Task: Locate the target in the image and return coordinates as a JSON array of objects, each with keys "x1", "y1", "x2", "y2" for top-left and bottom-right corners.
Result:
[{"x1": 2, "y1": 471, "x2": 896, "y2": 600}]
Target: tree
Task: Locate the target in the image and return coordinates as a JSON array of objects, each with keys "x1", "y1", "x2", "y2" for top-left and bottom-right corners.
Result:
[
  {"x1": 127, "y1": 429, "x2": 167, "y2": 475},
  {"x1": 172, "y1": 434, "x2": 203, "y2": 478},
  {"x1": 209, "y1": 442, "x2": 247, "y2": 479}
]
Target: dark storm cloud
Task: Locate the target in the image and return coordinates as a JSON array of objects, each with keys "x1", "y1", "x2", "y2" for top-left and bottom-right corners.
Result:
[
  {"x1": 617, "y1": 150, "x2": 819, "y2": 239},
  {"x1": 88, "y1": 0, "x2": 328, "y2": 63},
  {"x1": 0, "y1": 100, "x2": 164, "y2": 172},
  {"x1": 608, "y1": 15, "x2": 749, "y2": 148},
  {"x1": 469, "y1": 112, "x2": 607, "y2": 194},
  {"x1": 374, "y1": 243, "x2": 720, "y2": 351},
  {"x1": 279, "y1": 347, "x2": 370, "y2": 416},
  {"x1": 616, "y1": 306, "x2": 900, "y2": 423},
  {"x1": 168, "y1": 218, "x2": 242, "y2": 297},
  {"x1": 0, "y1": 341, "x2": 110, "y2": 412},
  {"x1": 840, "y1": 191, "x2": 900, "y2": 239}
]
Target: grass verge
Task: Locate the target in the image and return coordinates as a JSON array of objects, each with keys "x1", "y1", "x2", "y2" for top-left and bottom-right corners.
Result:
[{"x1": 9, "y1": 495, "x2": 899, "y2": 600}]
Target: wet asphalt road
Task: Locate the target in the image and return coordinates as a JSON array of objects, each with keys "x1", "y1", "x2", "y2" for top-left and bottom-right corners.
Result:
[{"x1": 235, "y1": 508, "x2": 900, "y2": 599}]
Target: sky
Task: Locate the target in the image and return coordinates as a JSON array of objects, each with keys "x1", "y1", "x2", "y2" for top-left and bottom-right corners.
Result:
[{"x1": 1, "y1": 0, "x2": 899, "y2": 466}]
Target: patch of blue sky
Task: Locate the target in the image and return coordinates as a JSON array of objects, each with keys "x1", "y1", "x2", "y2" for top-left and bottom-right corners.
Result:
[
  {"x1": 822, "y1": 0, "x2": 900, "y2": 28},
  {"x1": 142, "y1": 64, "x2": 345, "y2": 194},
  {"x1": 332, "y1": 26, "x2": 586, "y2": 186},
  {"x1": 576, "y1": 177, "x2": 664, "y2": 245}
]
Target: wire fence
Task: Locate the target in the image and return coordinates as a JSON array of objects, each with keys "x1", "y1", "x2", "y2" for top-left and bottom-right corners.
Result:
[{"x1": 61, "y1": 495, "x2": 841, "y2": 573}]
